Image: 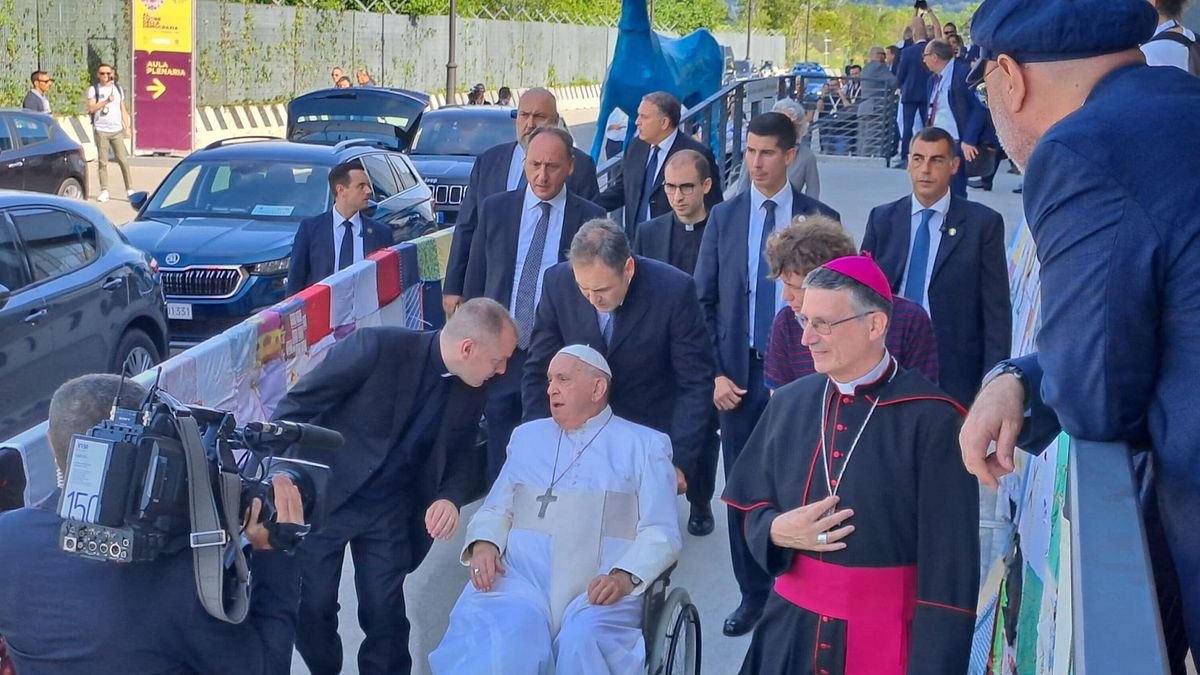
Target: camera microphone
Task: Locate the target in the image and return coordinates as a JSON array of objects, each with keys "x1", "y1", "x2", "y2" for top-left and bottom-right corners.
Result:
[{"x1": 245, "y1": 421, "x2": 344, "y2": 451}]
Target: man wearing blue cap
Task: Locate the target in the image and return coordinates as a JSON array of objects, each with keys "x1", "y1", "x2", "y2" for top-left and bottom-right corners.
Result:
[{"x1": 958, "y1": 0, "x2": 1200, "y2": 666}]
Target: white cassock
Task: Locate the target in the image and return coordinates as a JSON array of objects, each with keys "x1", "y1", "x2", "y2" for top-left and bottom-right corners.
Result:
[{"x1": 429, "y1": 406, "x2": 681, "y2": 675}]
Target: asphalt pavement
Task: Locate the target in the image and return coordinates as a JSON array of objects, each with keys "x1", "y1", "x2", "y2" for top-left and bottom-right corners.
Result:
[{"x1": 77, "y1": 110, "x2": 1028, "y2": 674}]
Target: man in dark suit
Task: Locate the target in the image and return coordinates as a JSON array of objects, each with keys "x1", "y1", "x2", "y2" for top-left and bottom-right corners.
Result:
[
  {"x1": 523, "y1": 219, "x2": 717, "y2": 536},
  {"x1": 0, "y1": 374, "x2": 306, "y2": 675},
  {"x1": 861, "y1": 127, "x2": 1010, "y2": 408},
  {"x1": 694, "y1": 112, "x2": 839, "y2": 637},
  {"x1": 273, "y1": 299, "x2": 518, "y2": 675},
  {"x1": 895, "y1": 14, "x2": 933, "y2": 168},
  {"x1": 922, "y1": 39, "x2": 988, "y2": 197},
  {"x1": 443, "y1": 88, "x2": 600, "y2": 316},
  {"x1": 286, "y1": 160, "x2": 393, "y2": 297},
  {"x1": 462, "y1": 126, "x2": 606, "y2": 485},
  {"x1": 595, "y1": 91, "x2": 723, "y2": 235}
]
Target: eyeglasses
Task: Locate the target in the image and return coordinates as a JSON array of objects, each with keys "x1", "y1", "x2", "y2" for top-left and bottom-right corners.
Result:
[
  {"x1": 973, "y1": 64, "x2": 1001, "y2": 108},
  {"x1": 663, "y1": 182, "x2": 698, "y2": 195},
  {"x1": 796, "y1": 311, "x2": 872, "y2": 336}
]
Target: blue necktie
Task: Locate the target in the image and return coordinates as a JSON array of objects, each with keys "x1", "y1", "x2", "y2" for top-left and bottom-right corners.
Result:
[
  {"x1": 752, "y1": 200, "x2": 778, "y2": 351},
  {"x1": 637, "y1": 145, "x2": 660, "y2": 224},
  {"x1": 338, "y1": 221, "x2": 354, "y2": 271},
  {"x1": 904, "y1": 209, "x2": 934, "y2": 303},
  {"x1": 600, "y1": 311, "x2": 614, "y2": 346},
  {"x1": 513, "y1": 202, "x2": 552, "y2": 350}
]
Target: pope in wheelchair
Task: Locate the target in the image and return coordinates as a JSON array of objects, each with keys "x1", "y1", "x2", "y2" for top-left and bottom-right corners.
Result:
[{"x1": 430, "y1": 345, "x2": 685, "y2": 674}]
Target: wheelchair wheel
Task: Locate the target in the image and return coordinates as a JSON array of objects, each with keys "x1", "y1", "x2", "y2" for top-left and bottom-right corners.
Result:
[{"x1": 646, "y1": 587, "x2": 701, "y2": 675}]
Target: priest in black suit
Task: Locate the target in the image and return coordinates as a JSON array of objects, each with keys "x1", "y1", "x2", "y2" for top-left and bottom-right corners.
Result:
[
  {"x1": 443, "y1": 88, "x2": 600, "y2": 316},
  {"x1": 272, "y1": 298, "x2": 518, "y2": 675},
  {"x1": 522, "y1": 219, "x2": 717, "y2": 536},
  {"x1": 462, "y1": 126, "x2": 606, "y2": 484},
  {"x1": 860, "y1": 127, "x2": 1010, "y2": 407},
  {"x1": 595, "y1": 91, "x2": 723, "y2": 236},
  {"x1": 287, "y1": 160, "x2": 394, "y2": 297}
]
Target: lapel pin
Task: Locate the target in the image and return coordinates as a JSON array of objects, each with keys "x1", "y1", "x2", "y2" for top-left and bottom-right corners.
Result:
[{"x1": 948, "y1": 227, "x2": 957, "y2": 237}]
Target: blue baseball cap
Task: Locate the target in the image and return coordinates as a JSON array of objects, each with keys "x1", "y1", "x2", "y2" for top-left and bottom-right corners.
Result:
[{"x1": 966, "y1": 0, "x2": 1158, "y2": 85}]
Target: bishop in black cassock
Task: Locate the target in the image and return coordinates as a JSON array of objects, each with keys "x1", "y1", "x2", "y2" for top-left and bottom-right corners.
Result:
[{"x1": 723, "y1": 255, "x2": 979, "y2": 675}]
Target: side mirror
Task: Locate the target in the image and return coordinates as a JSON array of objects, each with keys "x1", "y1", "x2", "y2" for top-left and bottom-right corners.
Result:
[
  {"x1": 510, "y1": 109, "x2": 518, "y2": 119},
  {"x1": 129, "y1": 191, "x2": 149, "y2": 211},
  {"x1": 0, "y1": 284, "x2": 10, "y2": 311}
]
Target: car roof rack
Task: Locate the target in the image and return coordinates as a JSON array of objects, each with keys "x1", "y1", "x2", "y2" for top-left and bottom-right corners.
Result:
[
  {"x1": 331, "y1": 138, "x2": 398, "y2": 153},
  {"x1": 203, "y1": 136, "x2": 284, "y2": 150}
]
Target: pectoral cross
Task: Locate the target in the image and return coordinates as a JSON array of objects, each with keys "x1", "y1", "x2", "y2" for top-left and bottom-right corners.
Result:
[{"x1": 536, "y1": 486, "x2": 558, "y2": 518}]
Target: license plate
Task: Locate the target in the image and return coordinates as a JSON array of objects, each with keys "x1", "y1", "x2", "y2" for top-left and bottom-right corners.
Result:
[{"x1": 167, "y1": 302, "x2": 193, "y2": 320}]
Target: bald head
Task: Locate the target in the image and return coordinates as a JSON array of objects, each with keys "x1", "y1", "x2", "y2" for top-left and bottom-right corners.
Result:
[
  {"x1": 441, "y1": 298, "x2": 518, "y2": 388},
  {"x1": 516, "y1": 87, "x2": 561, "y2": 147}
]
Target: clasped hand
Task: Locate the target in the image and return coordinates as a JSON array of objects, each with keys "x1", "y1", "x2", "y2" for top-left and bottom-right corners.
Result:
[{"x1": 768, "y1": 495, "x2": 855, "y2": 552}]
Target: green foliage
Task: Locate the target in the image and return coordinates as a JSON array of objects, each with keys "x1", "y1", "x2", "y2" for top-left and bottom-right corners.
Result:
[
  {"x1": 745, "y1": 0, "x2": 978, "y2": 67},
  {"x1": 653, "y1": 0, "x2": 731, "y2": 33}
]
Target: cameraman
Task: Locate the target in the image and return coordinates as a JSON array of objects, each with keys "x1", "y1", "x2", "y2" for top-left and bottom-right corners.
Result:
[{"x1": 0, "y1": 374, "x2": 306, "y2": 675}]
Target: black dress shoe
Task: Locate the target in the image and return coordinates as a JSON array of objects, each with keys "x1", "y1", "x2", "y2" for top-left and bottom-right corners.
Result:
[
  {"x1": 723, "y1": 602, "x2": 763, "y2": 637},
  {"x1": 687, "y1": 502, "x2": 715, "y2": 537}
]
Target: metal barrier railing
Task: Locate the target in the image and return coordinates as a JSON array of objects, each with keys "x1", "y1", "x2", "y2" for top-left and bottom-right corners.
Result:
[
  {"x1": 596, "y1": 74, "x2": 898, "y2": 195},
  {"x1": 1068, "y1": 439, "x2": 1170, "y2": 674}
]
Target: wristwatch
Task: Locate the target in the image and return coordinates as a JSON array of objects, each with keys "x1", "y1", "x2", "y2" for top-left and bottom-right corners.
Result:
[{"x1": 982, "y1": 361, "x2": 1028, "y2": 406}]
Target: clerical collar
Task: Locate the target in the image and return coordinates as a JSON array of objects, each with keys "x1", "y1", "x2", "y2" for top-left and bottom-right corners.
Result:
[
  {"x1": 830, "y1": 351, "x2": 894, "y2": 395},
  {"x1": 672, "y1": 212, "x2": 708, "y2": 232},
  {"x1": 564, "y1": 405, "x2": 613, "y2": 439},
  {"x1": 430, "y1": 331, "x2": 452, "y2": 378}
]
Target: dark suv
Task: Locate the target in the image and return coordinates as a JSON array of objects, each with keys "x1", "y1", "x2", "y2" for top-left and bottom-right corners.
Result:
[
  {"x1": 0, "y1": 192, "x2": 167, "y2": 440},
  {"x1": 122, "y1": 138, "x2": 436, "y2": 347},
  {"x1": 0, "y1": 109, "x2": 88, "y2": 199}
]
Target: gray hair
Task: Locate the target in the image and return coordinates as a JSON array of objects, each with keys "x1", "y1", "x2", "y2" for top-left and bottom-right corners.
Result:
[
  {"x1": 802, "y1": 266, "x2": 893, "y2": 321},
  {"x1": 568, "y1": 219, "x2": 631, "y2": 272},
  {"x1": 771, "y1": 98, "x2": 810, "y2": 140},
  {"x1": 444, "y1": 297, "x2": 517, "y2": 344},
  {"x1": 927, "y1": 39, "x2": 955, "y2": 62},
  {"x1": 49, "y1": 374, "x2": 148, "y2": 475},
  {"x1": 643, "y1": 91, "x2": 682, "y2": 128},
  {"x1": 868, "y1": 46, "x2": 886, "y2": 61}
]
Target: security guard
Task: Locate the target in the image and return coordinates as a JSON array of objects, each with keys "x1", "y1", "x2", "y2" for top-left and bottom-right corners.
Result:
[{"x1": 956, "y1": 0, "x2": 1200, "y2": 667}]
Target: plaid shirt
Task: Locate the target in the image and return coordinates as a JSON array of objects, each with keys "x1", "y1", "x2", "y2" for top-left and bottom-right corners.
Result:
[{"x1": 764, "y1": 296, "x2": 941, "y2": 389}]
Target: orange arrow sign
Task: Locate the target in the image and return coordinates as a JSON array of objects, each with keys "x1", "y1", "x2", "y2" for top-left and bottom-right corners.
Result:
[{"x1": 146, "y1": 78, "x2": 166, "y2": 100}]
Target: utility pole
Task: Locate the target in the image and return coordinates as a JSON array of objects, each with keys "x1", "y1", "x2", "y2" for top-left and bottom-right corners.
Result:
[
  {"x1": 745, "y1": 0, "x2": 752, "y2": 61},
  {"x1": 446, "y1": 0, "x2": 458, "y2": 102},
  {"x1": 804, "y1": 0, "x2": 813, "y2": 62}
]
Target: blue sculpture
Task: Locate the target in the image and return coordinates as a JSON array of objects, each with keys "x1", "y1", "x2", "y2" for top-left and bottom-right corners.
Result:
[{"x1": 589, "y1": 0, "x2": 725, "y2": 161}]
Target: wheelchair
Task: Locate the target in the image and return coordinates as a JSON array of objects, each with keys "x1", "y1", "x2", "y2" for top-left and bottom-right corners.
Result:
[{"x1": 642, "y1": 563, "x2": 702, "y2": 675}]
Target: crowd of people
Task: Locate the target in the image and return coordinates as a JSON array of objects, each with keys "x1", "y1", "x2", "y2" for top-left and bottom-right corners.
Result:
[{"x1": 2, "y1": 0, "x2": 1199, "y2": 673}]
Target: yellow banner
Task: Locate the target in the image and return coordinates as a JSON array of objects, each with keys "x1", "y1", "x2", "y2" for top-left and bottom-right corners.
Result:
[{"x1": 133, "y1": 0, "x2": 193, "y2": 53}]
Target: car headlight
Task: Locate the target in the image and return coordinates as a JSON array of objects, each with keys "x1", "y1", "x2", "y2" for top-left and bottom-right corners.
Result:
[{"x1": 249, "y1": 257, "x2": 290, "y2": 275}]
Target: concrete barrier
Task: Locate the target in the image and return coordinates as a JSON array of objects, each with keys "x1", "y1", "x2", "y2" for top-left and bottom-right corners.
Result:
[{"x1": 53, "y1": 84, "x2": 599, "y2": 160}]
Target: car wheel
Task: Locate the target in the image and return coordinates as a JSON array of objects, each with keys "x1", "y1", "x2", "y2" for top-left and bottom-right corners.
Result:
[
  {"x1": 57, "y1": 177, "x2": 84, "y2": 200},
  {"x1": 111, "y1": 328, "x2": 161, "y2": 377}
]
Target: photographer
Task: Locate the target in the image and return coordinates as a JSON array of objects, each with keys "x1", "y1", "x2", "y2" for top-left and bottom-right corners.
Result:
[{"x1": 0, "y1": 374, "x2": 305, "y2": 675}]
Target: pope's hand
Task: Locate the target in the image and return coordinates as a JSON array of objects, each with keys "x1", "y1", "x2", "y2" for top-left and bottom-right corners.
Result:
[
  {"x1": 425, "y1": 499, "x2": 459, "y2": 540},
  {"x1": 769, "y1": 496, "x2": 854, "y2": 552},
  {"x1": 587, "y1": 571, "x2": 635, "y2": 605},
  {"x1": 714, "y1": 375, "x2": 747, "y2": 411},
  {"x1": 468, "y1": 541, "x2": 506, "y2": 591},
  {"x1": 960, "y1": 373, "x2": 1023, "y2": 489}
]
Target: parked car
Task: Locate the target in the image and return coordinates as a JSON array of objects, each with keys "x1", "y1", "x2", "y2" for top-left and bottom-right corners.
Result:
[
  {"x1": 121, "y1": 138, "x2": 436, "y2": 347},
  {"x1": 407, "y1": 106, "x2": 517, "y2": 225},
  {"x1": 0, "y1": 109, "x2": 88, "y2": 199},
  {"x1": 792, "y1": 62, "x2": 830, "y2": 98},
  {"x1": 0, "y1": 191, "x2": 166, "y2": 440}
]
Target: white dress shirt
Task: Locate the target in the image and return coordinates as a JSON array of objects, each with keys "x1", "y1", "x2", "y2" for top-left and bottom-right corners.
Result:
[
  {"x1": 644, "y1": 127, "x2": 679, "y2": 186},
  {"x1": 899, "y1": 191, "x2": 951, "y2": 312},
  {"x1": 509, "y1": 186, "x2": 567, "y2": 314},
  {"x1": 330, "y1": 208, "x2": 364, "y2": 270},
  {"x1": 747, "y1": 183, "x2": 793, "y2": 348},
  {"x1": 929, "y1": 59, "x2": 959, "y2": 140},
  {"x1": 507, "y1": 142, "x2": 527, "y2": 191}
]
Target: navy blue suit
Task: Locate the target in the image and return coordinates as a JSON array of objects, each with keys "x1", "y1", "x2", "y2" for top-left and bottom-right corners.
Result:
[
  {"x1": 924, "y1": 58, "x2": 988, "y2": 197},
  {"x1": 895, "y1": 40, "x2": 930, "y2": 161},
  {"x1": 693, "y1": 186, "x2": 839, "y2": 608},
  {"x1": 462, "y1": 189, "x2": 605, "y2": 483},
  {"x1": 522, "y1": 257, "x2": 717, "y2": 504},
  {"x1": 595, "y1": 133, "x2": 724, "y2": 235},
  {"x1": 443, "y1": 141, "x2": 600, "y2": 297},
  {"x1": 286, "y1": 210, "x2": 392, "y2": 297},
  {"x1": 1006, "y1": 64, "x2": 1200, "y2": 659},
  {"x1": 272, "y1": 327, "x2": 487, "y2": 675},
  {"x1": 0, "y1": 492, "x2": 301, "y2": 675},
  {"x1": 861, "y1": 194, "x2": 1011, "y2": 406}
]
